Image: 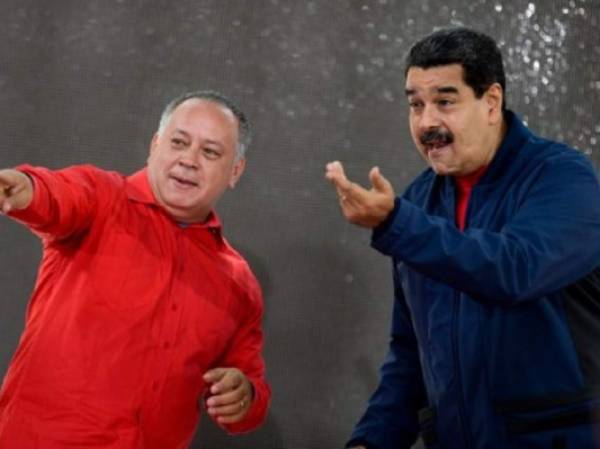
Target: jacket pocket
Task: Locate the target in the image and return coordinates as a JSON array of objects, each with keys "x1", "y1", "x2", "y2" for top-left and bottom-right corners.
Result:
[{"x1": 496, "y1": 390, "x2": 600, "y2": 448}]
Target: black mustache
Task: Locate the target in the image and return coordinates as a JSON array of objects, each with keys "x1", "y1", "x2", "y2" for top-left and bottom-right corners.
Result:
[{"x1": 420, "y1": 129, "x2": 454, "y2": 146}]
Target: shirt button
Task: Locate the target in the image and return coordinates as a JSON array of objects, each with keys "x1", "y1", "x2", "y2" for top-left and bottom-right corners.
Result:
[
  {"x1": 171, "y1": 303, "x2": 178, "y2": 311},
  {"x1": 152, "y1": 381, "x2": 158, "y2": 391},
  {"x1": 164, "y1": 341, "x2": 171, "y2": 349}
]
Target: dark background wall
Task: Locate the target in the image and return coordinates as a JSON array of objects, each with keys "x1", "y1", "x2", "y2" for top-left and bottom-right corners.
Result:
[{"x1": 0, "y1": 1, "x2": 598, "y2": 448}]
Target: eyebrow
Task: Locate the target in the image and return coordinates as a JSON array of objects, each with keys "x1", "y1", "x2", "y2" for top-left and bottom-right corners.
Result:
[
  {"x1": 436, "y1": 86, "x2": 459, "y2": 94},
  {"x1": 203, "y1": 139, "x2": 224, "y2": 150},
  {"x1": 172, "y1": 128, "x2": 191, "y2": 139},
  {"x1": 172, "y1": 129, "x2": 224, "y2": 149},
  {"x1": 405, "y1": 86, "x2": 460, "y2": 96}
]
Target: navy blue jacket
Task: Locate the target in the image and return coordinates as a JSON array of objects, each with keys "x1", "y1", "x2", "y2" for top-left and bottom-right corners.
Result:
[{"x1": 348, "y1": 112, "x2": 600, "y2": 449}]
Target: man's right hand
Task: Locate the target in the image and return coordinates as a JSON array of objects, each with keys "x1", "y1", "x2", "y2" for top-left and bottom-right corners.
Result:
[
  {"x1": 0, "y1": 169, "x2": 33, "y2": 213},
  {"x1": 325, "y1": 161, "x2": 395, "y2": 228}
]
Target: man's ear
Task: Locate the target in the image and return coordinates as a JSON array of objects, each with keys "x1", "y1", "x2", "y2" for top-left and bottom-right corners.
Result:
[
  {"x1": 229, "y1": 158, "x2": 246, "y2": 189},
  {"x1": 485, "y1": 83, "x2": 504, "y2": 125}
]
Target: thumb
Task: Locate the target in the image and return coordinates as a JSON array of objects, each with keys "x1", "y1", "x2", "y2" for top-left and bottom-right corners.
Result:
[
  {"x1": 369, "y1": 167, "x2": 393, "y2": 194},
  {"x1": 2, "y1": 197, "x2": 15, "y2": 214},
  {"x1": 1, "y1": 186, "x2": 16, "y2": 213}
]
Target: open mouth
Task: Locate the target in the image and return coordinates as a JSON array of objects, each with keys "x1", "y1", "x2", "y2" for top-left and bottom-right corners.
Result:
[
  {"x1": 420, "y1": 129, "x2": 453, "y2": 153},
  {"x1": 426, "y1": 139, "x2": 452, "y2": 152},
  {"x1": 170, "y1": 174, "x2": 199, "y2": 188}
]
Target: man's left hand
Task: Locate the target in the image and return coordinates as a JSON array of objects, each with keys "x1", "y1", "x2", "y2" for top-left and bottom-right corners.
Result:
[
  {"x1": 203, "y1": 367, "x2": 253, "y2": 424},
  {"x1": 325, "y1": 161, "x2": 395, "y2": 228}
]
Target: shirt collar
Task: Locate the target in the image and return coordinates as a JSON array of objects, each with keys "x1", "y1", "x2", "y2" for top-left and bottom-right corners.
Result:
[
  {"x1": 454, "y1": 164, "x2": 488, "y2": 193},
  {"x1": 125, "y1": 168, "x2": 224, "y2": 239}
]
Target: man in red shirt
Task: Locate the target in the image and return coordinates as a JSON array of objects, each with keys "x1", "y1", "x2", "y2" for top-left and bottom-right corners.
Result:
[{"x1": 0, "y1": 91, "x2": 270, "y2": 448}]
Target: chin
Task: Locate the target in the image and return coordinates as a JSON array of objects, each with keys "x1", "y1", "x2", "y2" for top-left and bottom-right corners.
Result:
[{"x1": 429, "y1": 164, "x2": 454, "y2": 176}]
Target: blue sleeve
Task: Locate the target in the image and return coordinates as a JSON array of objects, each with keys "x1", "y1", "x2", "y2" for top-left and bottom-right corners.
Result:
[
  {"x1": 372, "y1": 154, "x2": 600, "y2": 305},
  {"x1": 347, "y1": 265, "x2": 427, "y2": 449}
]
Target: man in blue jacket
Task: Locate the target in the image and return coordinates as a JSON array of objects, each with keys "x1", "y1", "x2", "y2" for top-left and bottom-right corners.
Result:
[{"x1": 326, "y1": 27, "x2": 600, "y2": 449}]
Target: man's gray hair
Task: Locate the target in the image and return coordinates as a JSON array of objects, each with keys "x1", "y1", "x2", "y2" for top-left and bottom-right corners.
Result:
[{"x1": 157, "y1": 90, "x2": 251, "y2": 160}]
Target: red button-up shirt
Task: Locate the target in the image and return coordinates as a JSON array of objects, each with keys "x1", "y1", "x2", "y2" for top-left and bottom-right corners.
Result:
[{"x1": 0, "y1": 165, "x2": 270, "y2": 449}]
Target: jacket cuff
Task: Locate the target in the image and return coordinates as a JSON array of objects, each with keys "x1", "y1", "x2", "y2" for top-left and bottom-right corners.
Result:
[{"x1": 371, "y1": 197, "x2": 410, "y2": 254}]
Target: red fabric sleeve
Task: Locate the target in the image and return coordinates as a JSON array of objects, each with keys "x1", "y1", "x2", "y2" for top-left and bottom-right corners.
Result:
[
  {"x1": 8, "y1": 165, "x2": 118, "y2": 241},
  {"x1": 219, "y1": 274, "x2": 271, "y2": 434}
]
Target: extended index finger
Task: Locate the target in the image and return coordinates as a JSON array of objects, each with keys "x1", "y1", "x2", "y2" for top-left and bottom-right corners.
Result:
[{"x1": 325, "y1": 161, "x2": 352, "y2": 191}]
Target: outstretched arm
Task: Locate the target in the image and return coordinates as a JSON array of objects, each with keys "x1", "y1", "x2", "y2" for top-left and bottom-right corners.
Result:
[{"x1": 2, "y1": 165, "x2": 110, "y2": 241}]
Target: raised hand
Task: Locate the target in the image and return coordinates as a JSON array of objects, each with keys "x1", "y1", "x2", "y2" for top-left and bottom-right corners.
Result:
[{"x1": 325, "y1": 161, "x2": 395, "y2": 228}]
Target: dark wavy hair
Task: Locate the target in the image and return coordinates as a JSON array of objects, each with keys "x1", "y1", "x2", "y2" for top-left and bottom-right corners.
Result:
[{"x1": 405, "y1": 27, "x2": 506, "y2": 109}]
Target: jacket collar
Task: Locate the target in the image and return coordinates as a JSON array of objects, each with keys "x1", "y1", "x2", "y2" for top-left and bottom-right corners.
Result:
[{"x1": 477, "y1": 110, "x2": 532, "y2": 185}]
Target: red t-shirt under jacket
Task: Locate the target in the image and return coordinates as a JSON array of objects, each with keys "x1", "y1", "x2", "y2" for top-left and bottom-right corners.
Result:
[{"x1": 0, "y1": 165, "x2": 270, "y2": 449}]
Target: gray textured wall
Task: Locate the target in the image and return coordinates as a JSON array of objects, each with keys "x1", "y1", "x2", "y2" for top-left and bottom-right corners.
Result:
[{"x1": 0, "y1": 1, "x2": 598, "y2": 448}]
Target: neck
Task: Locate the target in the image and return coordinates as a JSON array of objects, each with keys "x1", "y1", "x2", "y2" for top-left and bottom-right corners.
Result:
[{"x1": 479, "y1": 117, "x2": 508, "y2": 171}]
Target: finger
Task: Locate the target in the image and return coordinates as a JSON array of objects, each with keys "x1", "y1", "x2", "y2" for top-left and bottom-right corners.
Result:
[
  {"x1": 0, "y1": 170, "x2": 20, "y2": 188},
  {"x1": 8, "y1": 181, "x2": 29, "y2": 196},
  {"x1": 0, "y1": 171, "x2": 12, "y2": 187},
  {"x1": 206, "y1": 387, "x2": 245, "y2": 408},
  {"x1": 1, "y1": 190, "x2": 15, "y2": 213},
  {"x1": 206, "y1": 368, "x2": 242, "y2": 394},
  {"x1": 203, "y1": 367, "x2": 227, "y2": 386},
  {"x1": 341, "y1": 181, "x2": 370, "y2": 206},
  {"x1": 325, "y1": 161, "x2": 352, "y2": 190},
  {"x1": 369, "y1": 166, "x2": 393, "y2": 194},
  {"x1": 2, "y1": 201, "x2": 13, "y2": 214},
  {"x1": 325, "y1": 161, "x2": 345, "y2": 179},
  {"x1": 207, "y1": 399, "x2": 245, "y2": 417},
  {"x1": 206, "y1": 396, "x2": 249, "y2": 418}
]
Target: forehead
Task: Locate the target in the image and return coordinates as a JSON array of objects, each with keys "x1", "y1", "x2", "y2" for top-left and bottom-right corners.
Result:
[
  {"x1": 167, "y1": 99, "x2": 238, "y2": 136},
  {"x1": 405, "y1": 64, "x2": 468, "y2": 94}
]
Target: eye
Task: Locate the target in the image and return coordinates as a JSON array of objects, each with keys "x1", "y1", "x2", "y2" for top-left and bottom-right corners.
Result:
[
  {"x1": 409, "y1": 100, "x2": 424, "y2": 112},
  {"x1": 203, "y1": 148, "x2": 221, "y2": 160},
  {"x1": 171, "y1": 138, "x2": 187, "y2": 149},
  {"x1": 437, "y1": 98, "x2": 454, "y2": 107}
]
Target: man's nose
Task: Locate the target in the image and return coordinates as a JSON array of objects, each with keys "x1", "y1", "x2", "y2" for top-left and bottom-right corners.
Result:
[
  {"x1": 178, "y1": 149, "x2": 200, "y2": 169},
  {"x1": 420, "y1": 104, "x2": 441, "y2": 130}
]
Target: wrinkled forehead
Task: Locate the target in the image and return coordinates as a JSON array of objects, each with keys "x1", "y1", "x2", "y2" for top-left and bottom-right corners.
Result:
[
  {"x1": 164, "y1": 99, "x2": 239, "y2": 149},
  {"x1": 405, "y1": 64, "x2": 468, "y2": 95},
  {"x1": 168, "y1": 99, "x2": 238, "y2": 137}
]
